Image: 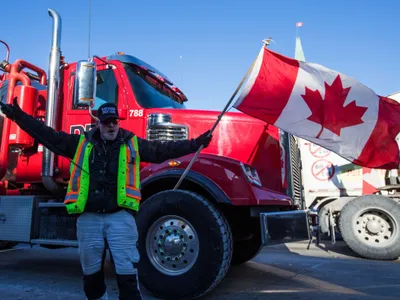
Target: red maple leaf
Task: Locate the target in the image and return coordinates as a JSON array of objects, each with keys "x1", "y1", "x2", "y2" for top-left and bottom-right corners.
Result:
[{"x1": 301, "y1": 75, "x2": 368, "y2": 138}]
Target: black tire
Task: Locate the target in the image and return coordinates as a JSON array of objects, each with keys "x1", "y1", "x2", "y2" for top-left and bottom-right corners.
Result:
[
  {"x1": 136, "y1": 190, "x2": 233, "y2": 299},
  {"x1": 339, "y1": 195, "x2": 400, "y2": 260},
  {"x1": 231, "y1": 238, "x2": 262, "y2": 265},
  {"x1": 0, "y1": 241, "x2": 16, "y2": 250},
  {"x1": 231, "y1": 222, "x2": 263, "y2": 265}
]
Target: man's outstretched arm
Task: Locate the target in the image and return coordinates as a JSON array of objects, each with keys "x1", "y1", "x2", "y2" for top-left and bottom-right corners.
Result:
[
  {"x1": 137, "y1": 131, "x2": 212, "y2": 164},
  {"x1": 1, "y1": 99, "x2": 80, "y2": 159}
]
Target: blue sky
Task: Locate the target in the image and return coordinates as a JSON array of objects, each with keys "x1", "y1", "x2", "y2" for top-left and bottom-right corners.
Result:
[{"x1": 2, "y1": 0, "x2": 398, "y2": 111}]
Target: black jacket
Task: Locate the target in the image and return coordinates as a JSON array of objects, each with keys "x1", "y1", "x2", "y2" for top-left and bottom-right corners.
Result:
[{"x1": 13, "y1": 111, "x2": 200, "y2": 213}]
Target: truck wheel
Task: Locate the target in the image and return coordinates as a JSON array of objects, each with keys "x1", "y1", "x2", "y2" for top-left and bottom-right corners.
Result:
[
  {"x1": 231, "y1": 223, "x2": 262, "y2": 265},
  {"x1": 136, "y1": 190, "x2": 233, "y2": 299},
  {"x1": 339, "y1": 195, "x2": 400, "y2": 260},
  {"x1": 231, "y1": 238, "x2": 262, "y2": 265},
  {"x1": 0, "y1": 241, "x2": 16, "y2": 250}
]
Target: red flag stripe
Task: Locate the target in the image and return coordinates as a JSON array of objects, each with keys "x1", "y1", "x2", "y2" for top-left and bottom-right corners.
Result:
[
  {"x1": 236, "y1": 49, "x2": 299, "y2": 124},
  {"x1": 354, "y1": 96, "x2": 400, "y2": 169}
]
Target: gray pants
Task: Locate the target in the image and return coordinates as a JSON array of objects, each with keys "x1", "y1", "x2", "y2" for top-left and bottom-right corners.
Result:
[{"x1": 76, "y1": 209, "x2": 140, "y2": 275}]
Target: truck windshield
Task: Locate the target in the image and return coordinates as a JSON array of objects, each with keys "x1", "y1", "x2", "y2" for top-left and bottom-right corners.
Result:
[{"x1": 123, "y1": 63, "x2": 186, "y2": 109}]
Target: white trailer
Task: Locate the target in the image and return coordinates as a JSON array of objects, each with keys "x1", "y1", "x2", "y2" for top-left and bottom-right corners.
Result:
[{"x1": 290, "y1": 36, "x2": 400, "y2": 260}]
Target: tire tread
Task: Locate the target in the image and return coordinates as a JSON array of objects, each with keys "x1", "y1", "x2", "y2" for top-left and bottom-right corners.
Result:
[
  {"x1": 185, "y1": 191, "x2": 232, "y2": 298},
  {"x1": 137, "y1": 190, "x2": 233, "y2": 299}
]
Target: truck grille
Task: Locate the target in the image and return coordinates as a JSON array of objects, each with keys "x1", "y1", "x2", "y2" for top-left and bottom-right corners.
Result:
[
  {"x1": 147, "y1": 113, "x2": 188, "y2": 141},
  {"x1": 289, "y1": 134, "x2": 303, "y2": 207},
  {"x1": 281, "y1": 130, "x2": 303, "y2": 208},
  {"x1": 147, "y1": 125, "x2": 188, "y2": 141}
]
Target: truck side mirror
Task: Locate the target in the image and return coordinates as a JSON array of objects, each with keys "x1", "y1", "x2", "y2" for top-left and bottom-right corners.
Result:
[{"x1": 73, "y1": 60, "x2": 97, "y2": 108}]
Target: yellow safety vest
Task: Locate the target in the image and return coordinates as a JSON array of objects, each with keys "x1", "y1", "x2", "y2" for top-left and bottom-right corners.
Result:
[{"x1": 64, "y1": 135, "x2": 141, "y2": 214}]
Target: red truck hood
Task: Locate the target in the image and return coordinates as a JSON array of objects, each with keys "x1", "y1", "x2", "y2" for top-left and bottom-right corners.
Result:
[{"x1": 146, "y1": 108, "x2": 284, "y2": 192}]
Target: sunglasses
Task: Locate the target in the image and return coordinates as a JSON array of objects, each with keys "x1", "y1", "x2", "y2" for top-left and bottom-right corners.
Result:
[{"x1": 101, "y1": 119, "x2": 119, "y2": 125}]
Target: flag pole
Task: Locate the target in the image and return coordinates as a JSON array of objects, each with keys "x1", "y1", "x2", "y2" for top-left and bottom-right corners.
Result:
[{"x1": 173, "y1": 38, "x2": 272, "y2": 191}]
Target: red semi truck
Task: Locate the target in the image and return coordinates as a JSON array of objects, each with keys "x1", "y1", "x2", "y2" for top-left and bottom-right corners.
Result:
[{"x1": 0, "y1": 9, "x2": 310, "y2": 299}]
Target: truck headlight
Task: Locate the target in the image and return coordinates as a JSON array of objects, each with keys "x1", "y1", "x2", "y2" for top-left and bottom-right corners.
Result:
[{"x1": 240, "y1": 162, "x2": 262, "y2": 187}]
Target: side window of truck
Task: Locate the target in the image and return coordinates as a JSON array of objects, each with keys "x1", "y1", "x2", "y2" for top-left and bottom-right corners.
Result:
[
  {"x1": 0, "y1": 85, "x2": 6, "y2": 104},
  {"x1": 72, "y1": 68, "x2": 119, "y2": 109}
]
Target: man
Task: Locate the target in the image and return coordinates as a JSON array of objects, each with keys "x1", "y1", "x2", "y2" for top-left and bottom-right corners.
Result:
[{"x1": 0, "y1": 100, "x2": 212, "y2": 300}]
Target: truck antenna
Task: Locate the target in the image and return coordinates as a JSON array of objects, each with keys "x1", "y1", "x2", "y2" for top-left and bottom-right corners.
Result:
[
  {"x1": 0, "y1": 40, "x2": 10, "y2": 63},
  {"x1": 88, "y1": 0, "x2": 92, "y2": 61}
]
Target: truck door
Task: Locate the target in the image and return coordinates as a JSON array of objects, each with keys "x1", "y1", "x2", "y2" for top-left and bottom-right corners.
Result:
[
  {"x1": 120, "y1": 64, "x2": 147, "y2": 141},
  {"x1": 58, "y1": 62, "x2": 129, "y2": 179}
]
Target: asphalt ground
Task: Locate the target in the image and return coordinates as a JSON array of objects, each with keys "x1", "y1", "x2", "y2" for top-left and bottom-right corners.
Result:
[{"x1": 0, "y1": 241, "x2": 399, "y2": 299}]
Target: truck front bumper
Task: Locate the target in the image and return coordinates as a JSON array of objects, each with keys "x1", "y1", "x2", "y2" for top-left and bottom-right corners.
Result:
[{"x1": 260, "y1": 210, "x2": 312, "y2": 246}]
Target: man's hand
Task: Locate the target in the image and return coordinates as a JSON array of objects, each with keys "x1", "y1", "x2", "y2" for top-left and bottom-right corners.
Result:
[
  {"x1": 194, "y1": 130, "x2": 213, "y2": 149},
  {"x1": 0, "y1": 98, "x2": 23, "y2": 121}
]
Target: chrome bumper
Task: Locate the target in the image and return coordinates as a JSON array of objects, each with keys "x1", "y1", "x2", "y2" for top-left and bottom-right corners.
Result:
[{"x1": 260, "y1": 210, "x2": 311, "y2": 246}]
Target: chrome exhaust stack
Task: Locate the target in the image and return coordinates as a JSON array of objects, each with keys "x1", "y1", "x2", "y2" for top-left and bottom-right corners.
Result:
[{"x1": 42, "y1": 8, "x2": 63, "y2": 194}]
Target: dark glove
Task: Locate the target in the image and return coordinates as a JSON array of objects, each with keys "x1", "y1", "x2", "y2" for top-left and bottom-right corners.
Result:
[
  {"x1": 0, "y1": 98, "x2": 23, "y2": 121},
  {"x1": 194, "y1": 130, "x2": 213, "y2": 149}
]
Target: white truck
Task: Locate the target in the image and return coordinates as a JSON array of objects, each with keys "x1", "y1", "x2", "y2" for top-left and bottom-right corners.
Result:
[
  {"x1": 292, "y1": 36, "x2": 400, "y2": 260},
  {"x1": 298, "y1": 131, "x2": 400, "y2": 260}
]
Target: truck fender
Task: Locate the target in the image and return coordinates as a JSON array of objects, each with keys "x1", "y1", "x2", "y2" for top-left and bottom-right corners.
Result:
[
  {"x1": 140, "y1": 169, "x2": 231, "y2": 204},
  {"x1": 318, "y1": 197, "x2": 355, "y2": 234}
]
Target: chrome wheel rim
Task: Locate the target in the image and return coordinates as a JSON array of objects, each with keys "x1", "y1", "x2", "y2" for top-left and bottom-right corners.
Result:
[{"x1": 146, "y1": 215, "x2": 199, "y2": 276}]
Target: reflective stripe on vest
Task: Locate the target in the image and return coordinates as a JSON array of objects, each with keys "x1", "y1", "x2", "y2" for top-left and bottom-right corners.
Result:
[
  {"x1": 64, "y1": 135, "x2": 141, "y2": 214},
  {"x1": 117, "y1": 136, "x2": 141, "y2": 211},
  {"x1": 64, "y1": 135, "x2": 92, "y2": 214}
]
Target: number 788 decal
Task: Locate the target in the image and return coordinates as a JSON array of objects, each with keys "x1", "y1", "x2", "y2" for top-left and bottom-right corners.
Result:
[{"x1": 129, "y1": 109, "x2": 144, "y2": 117}]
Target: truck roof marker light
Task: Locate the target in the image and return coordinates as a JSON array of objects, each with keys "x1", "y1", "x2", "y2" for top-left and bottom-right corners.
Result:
[
  {"x1": 168, "y1": 161, "x2": 181, "y2": 167},
  {"x1": 117, "y1": 52, "x2": 124, "y2": 55},
  {"x1": 154, "y1": 74, "x2": 165, "y2": 82}
]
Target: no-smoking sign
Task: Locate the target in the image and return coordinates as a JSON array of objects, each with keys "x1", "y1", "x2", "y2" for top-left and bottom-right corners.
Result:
[
  {"x1": 311, "y1": 159, "x2": 335, "y2": 181},
  {"x1": 309, "y1": 143, "x2": 330, "y2": 158}
]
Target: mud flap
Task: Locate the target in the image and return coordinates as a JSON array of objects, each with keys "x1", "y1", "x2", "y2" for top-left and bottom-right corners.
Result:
[{"x1": 260, "y1": 210, "x2": 311, "y2": 246}]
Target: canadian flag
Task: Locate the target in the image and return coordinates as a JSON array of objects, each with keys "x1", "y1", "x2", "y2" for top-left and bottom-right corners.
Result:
[{"x1": 233, "y1": 47, "x2": 400, "y2": 169}]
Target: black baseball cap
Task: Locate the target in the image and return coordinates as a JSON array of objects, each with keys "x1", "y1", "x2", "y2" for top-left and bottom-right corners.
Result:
[{"x1": 97, "y1": 103, "x2": 120, "y2": 122}]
